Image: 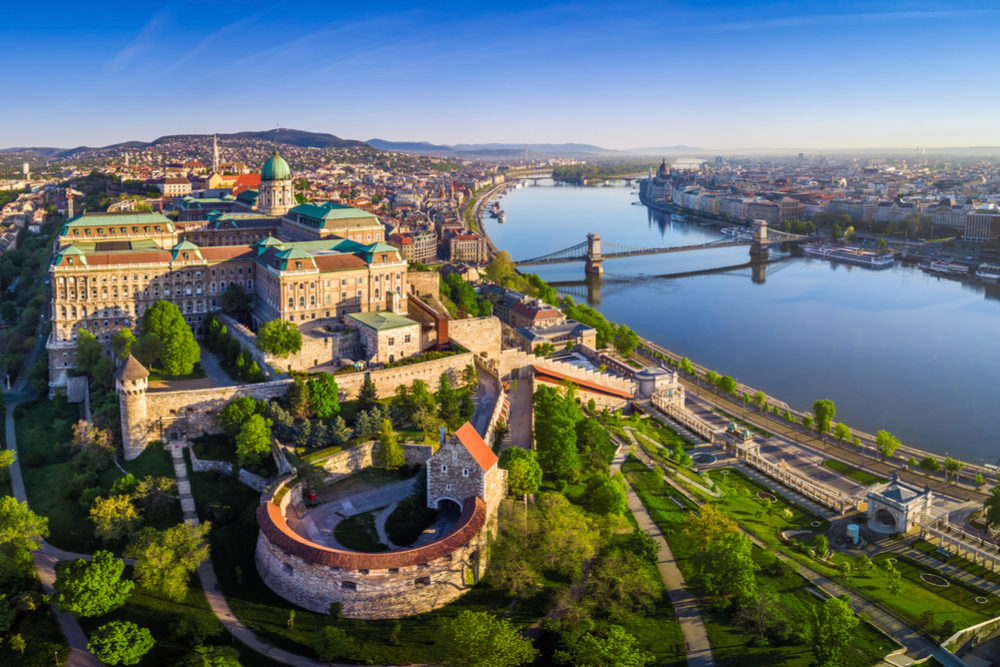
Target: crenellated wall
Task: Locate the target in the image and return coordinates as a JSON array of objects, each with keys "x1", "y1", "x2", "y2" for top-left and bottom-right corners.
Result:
[{"x1": 499, "y1": 348, "x2": 636, "y2": 396}]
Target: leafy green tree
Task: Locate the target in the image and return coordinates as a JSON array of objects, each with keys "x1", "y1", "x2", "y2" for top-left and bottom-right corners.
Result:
[
  {"x1": 532, "y1": 384, "x2": 581, "y2": 479},
  {"x1": 814, "y1": 534, "x2": 829, "y2": 559},
  {"x1": 126, "y1": 522, "x2": 211, "y2": 601},
  {"x1": 310, "y1": 626, "x2": 355, "y2": 663},
  {"x1": 717, "y1": 375, "x2": 737, "y2": 395},
  {"x1": 176, "y1": 646, "x2": 241, "y2": 667},
  {"x1": 885, "y1": 562, "x2": 904, "y2": 596},
  {"x1": 0, "y1": 450, "x2": 14, "y2": 485},
  {"x1": 620, "y1": 525, "x2": 659, "y2": 564},
  {"x1": 584, "y1": 549, "x2": 660, "y2": 620},
  {"x1": 87, "y1": 621, "x2": 155, "y2": 665},
  {"x1": 133, "y1": 332, "x2": 161, "y2": 368},
  {"x1": 576, "y1": 417, "x2": 615, "y2": 472},
  {"x1": 585, "y1": 473, "x2": 628, "y2": 516},
  {"x1": 376, "y1": 419, "x2": 405, "y2": 469},
  {"x1": 246, "y1": 360, "x2": 265, "y2": 383},
  {"x1": 357, "y1": 375, "x2": 379, "y2": 413},
  {"x1": 461, "y1": 364, "x2": 480, "y2": 392},
  {"x1": 437, "y1": 373, "x2": 461, "y2": 431},
  {"x1": 694, "y1": 532, "x2": 759, "y2": 603},
  {"x1": 221, "y1": 282, "x2": 251, "y2": 319},
  {"x1": 975, "y1": 472, "x2": 985, "y2": 488},
  {"x1": 286, "y1": 376, "x2": 311, "y2": 418},
  {"x1": 813, "y1": 596, "x2": 859, "y2": 667},
  {"x1": 833, "y1": 422, "x2": 851, "y2": 446},
  {"x1": 484, "y1": 250, "x2": 517, "y2": 285},
  {"x1": 802, "y1": 415, "x2": 814, "y2": 432},
  {"x1": 218, "y1": 396, "x2": 266, "y2": 439},
  {"x1": 983, "y1": 487, "x2": 1000, "y2": 530},
  {"x1": 8, "y1": 633, "x2": 26, "y2": 654},
  {"x1": 111, "y1": 328, "x2": 136, "y2": 362},
  {"x1": 90, "y1": 495, "x2": 142, "y2": 542},
  {"x1": 498, "y1": 448, "x2": 542, "y2": 499},
  {"x1": 169, "y1": 612, "x2": 223, "y2": 646},
  {"x1": 235, "y1": 415, "x2": 273, "y2": 467},
  {"x1": 256, "y1": 319, "x2": 303, "y2": 358},
  {"x1": 53, "y1": 551, "x2": 133, "y2": 618},
  {"x1": 812, "y1": 399, "x2": 836, "y2": 437},
  {"x1": 142, "y1": 300, "x2": 200, "y2": 375},
  {"x1": 75, "y1": 329, "x2": 104, "y2": 375},
  {"x1": 553, "y1": 625, "x2": 652, "y2": 667},
  {"x1": 434, "y1": 610, "x2": 537, "y2": 667},
  {"x1": 0, "y1": 301, "x2": 16, "y2": 324},
  {"x1": 0, "y1": 497, "x2": 49, "y2": 561},
  {"x1": 613, "y1": 324, "x2": 640, "y2": 357},
  {"x1": 919, "y1": 456, "x2": 941, "y2": 472},
  {"x1": 682, "y1": 504, "x2": 738, "y2": 552},
  {"x1": 752, "y1": 390, "x2": 767, "y2": 412},
  {"x1": 458, "y1": 390, "x2": 476, "y2": 423},
  {"x1": 944, "y1": 457, "x2": 965, "y2": 483},
  {"x1": 307, "y1": 373, "x2": 340, "y2": 419}
]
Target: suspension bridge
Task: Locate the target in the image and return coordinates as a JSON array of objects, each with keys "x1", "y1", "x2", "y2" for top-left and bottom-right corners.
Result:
[{"x1": 514, "y1": 222, "x2": 821, "y2": 275}]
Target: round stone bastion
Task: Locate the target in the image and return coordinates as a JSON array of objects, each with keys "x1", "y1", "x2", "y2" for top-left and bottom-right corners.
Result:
[{"x1": 255, "y1": 480, "x2": 488, "y2": 619}]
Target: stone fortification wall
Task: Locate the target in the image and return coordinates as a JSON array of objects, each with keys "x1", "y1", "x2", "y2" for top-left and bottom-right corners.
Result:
[
  {"x1": 330, "y1": 351, "x2": 476, "y2": 400},
  {"x1": 313, "y1": 440, "x2": 433, "y2": 479},
  {"x1": 136, "y1": 381, "x2": 291, "y2": 452},
  {"x1": 217, "y1": 314, "x2": 360, "y2": 375},
  {"x1": 448, "y1": 317, "x2": 502, "y2": 365},
  {"x1": 499, "y1": 348, "x2": 636, "y2": 396},
  {"x1": 255, "y1": 492, "x2": 488, "y2": 618},
  {"x1": 475, "y1": 356, "x2": 507, "y2": 450},
  {"x1": 187, "y1": 445, "x2": 270, "y2": 491},
  {"x1": 406, "y1": 271, "x2": 440, "y2": 300}
]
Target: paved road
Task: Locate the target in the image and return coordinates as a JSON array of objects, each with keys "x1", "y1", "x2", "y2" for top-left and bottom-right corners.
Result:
[
  {"x1": 505, "y1": 375, "x2": 533, "y2": 451},
  {"x1": 612, "y1": 442, "x2": 715, "y2": 667}
]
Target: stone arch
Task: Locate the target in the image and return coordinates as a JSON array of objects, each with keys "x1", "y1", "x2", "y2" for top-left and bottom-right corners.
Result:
[{"x1": 436, "y1": 497, "x2": 462, "y2": 514}]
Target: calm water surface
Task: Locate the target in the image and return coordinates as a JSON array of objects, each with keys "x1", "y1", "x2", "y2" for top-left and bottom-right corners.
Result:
[{"x1": 485, "y1": 181, "x2": 1000, "y2": 465}]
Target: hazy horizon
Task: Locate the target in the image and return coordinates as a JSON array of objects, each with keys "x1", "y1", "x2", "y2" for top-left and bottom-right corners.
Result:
[{"x1": 6, "y1": 1, "x2": 1000, "y2": 150}]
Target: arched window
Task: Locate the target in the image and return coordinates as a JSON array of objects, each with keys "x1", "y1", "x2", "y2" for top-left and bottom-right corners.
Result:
[
  {"x1": 310, "y1": 295, "x2": 315, "y2": 306},
  {"x1": 288, "y1": 297, "x2": 294, "y2": 308},
  {"x1": 299, "y1": 296, "x2": 305, "y2": 307}
]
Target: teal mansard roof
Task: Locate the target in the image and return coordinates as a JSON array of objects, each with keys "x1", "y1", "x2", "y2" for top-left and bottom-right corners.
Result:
[{"x1": 261, "y1": 150, "x2": 291, "y2": 182}]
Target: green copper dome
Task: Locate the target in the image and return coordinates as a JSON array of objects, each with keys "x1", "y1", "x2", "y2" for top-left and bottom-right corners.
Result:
[{"x1": 260, "y1": 150, "x2": 291, "y2": 181}]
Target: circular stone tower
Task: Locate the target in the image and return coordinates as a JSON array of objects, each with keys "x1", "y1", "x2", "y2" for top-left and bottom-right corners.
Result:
[{"x1": 113, "y1": 355, "x2": 149, "y2": 461}]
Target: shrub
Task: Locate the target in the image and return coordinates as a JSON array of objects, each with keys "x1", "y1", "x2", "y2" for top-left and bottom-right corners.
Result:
[{"x1": 204, "y1": 503, "x2": 235, "y2": 524}]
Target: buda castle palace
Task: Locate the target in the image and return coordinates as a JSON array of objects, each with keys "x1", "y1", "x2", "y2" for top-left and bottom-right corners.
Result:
[{"x1": 47, "y1": 150, "x2": 410, "y2": 392}]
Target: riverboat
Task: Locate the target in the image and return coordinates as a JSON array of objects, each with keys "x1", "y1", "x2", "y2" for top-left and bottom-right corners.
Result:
[
  {"x1": 721, "y1": 227, "x2": 750, "y2": 237},
  {"x1": 670, "y1": 213, "x2": 686, "y2": 223},
  {"x1": 976, "y1": 263, "x2": 1000, "y2": 283},
  {"x1": 919, "y1": 260, "x2": 969, "y2": 276},
  {"x1": 497, "y1": 211, "x2": 506, "y2": 223},
  {"x1": 802, "y1": 244, "x2": 895, "y2": 268}
]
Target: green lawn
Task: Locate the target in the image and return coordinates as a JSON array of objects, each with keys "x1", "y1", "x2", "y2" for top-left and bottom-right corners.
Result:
[
  {"x1": 646, "y1": 417, "x2": 695, "y2": 450},
  {"x1": 334, "y1": 508, "x2": 389, "y2": 552},
  {"x1": 863, "y1": 553, "x2": 998, "y2": 632},
  {"x1": 624, "y1": 458, "x2": 891, "y2": 667},
  {"x1": 385, "y1": 499, "x2": 439, "y2": 546},
  {"x1": 633, "y1": 433, "x2": 708, "y2": 488},
  {"x1": 823, "y1": 459, "x2": 886, "y2": 486},
  {"x1": 186, "y1": 468, "x2": 560, "y2": 665},
  {"x1": 15, "y1": 398, "x2": 183, "y2": 554},
  {"x1": 705, "y1": 468, "x2": 832, "y2": 535}
]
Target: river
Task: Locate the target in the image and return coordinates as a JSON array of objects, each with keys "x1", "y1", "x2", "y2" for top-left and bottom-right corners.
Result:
[{"x1": 484, "y1": 180, "x2": 1000, "y2": 466}]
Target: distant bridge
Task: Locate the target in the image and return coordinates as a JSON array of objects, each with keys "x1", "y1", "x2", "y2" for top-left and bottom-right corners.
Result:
[
  {"x1": 507, "y1": 170, "x2": 648, "y2": 185},
  {"x1": 514, "y1": 223, "x2": 821, "y2": 275}
]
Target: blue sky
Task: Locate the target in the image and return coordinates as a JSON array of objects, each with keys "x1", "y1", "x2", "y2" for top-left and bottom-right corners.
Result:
[{"x1": 5, "y1": 1, "x2": 1000, "y2": 150}]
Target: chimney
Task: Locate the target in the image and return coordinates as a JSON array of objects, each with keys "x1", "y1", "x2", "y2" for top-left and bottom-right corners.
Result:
[{"x1": 439, "y1": 425, "x2": 447, "y2": 449}]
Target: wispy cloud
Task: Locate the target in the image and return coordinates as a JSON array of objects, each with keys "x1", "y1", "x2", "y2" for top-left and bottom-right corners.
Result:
[
  {"x1": 105, "y1": 7, "x2": 173, "y2": 72},
  {"x1": 706, "y1": 9, "x2": 998, "y2": 31}
]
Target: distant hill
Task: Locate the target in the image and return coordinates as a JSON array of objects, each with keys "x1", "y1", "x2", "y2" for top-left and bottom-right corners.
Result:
[
  {"x1": 0, "y1": 147, "x2": 67, "y2": 156},
  {"x1": 210, "y1": 128, "x2": 368, "y2": 149},
  {"x1": 625, "y1": 145, "x2": 707, "y2": 154},
  {"x1": 367, "y1": 139, "x2": 620, "y2": 157}
]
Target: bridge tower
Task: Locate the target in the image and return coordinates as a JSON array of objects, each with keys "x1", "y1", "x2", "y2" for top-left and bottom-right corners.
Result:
[
  {"x1": 750, "y1": 219, "x2": 769, "y2": 259},
  {"x1": 585, "y1": 233, "x2": 604, "y2": 276}
]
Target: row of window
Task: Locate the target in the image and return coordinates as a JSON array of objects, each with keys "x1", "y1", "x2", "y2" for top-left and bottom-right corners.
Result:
[
  {"x1": 56, "y1": 266, "x2": 252, "y2": 284},
  {"x1": 57, "y1": 280, "x2": 250, "y2": 301},
  {"x1": 70, "y1": 225, "x2": 165, "y2": 237}
]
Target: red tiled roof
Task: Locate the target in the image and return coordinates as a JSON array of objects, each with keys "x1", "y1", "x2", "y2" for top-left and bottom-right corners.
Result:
[
  {"x1": 257, "y1": 496, "x2": 485, "y2": 569},
  {"x1": 312, "y1": 254, "x2": 368, "y2": 271},
  {"x1": 455, "y1": 422, "x2": 498, "y2": 471},
  {"x1": 84, "y1": 251, "x2": 171, "y2": 265},
  {"x1": 510, "y1": 302, "x2": 560, "y2": 320},
  {"x1": 530, "y1": 364, "x2": 633, "y2": 400},
  {"x1": 200, "y1": 246, "x2": 255, "y2": 260}
]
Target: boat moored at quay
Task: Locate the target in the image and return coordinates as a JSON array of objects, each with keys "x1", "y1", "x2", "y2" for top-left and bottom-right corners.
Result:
[
  {"x1": 802, "y1": 244, "x2": 895, "y2": 268},
  {"x1": 976, "y1": 263, "x2": 1000, "y2": 283},
  {"x1": 919, "y1": 260, "x2": 970, "y2": 277}
]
